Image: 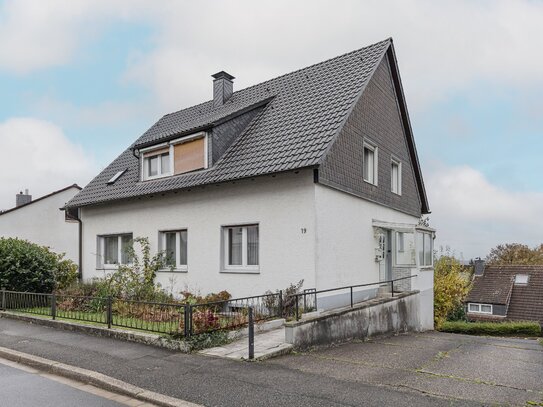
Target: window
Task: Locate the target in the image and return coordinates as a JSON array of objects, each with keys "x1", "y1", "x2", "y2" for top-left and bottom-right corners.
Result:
[
  {"x1": 391, "y1": 159, "x2": 401, "y2": 195},
  {"x1": 143, "y1": 148, "x2": 171, "y2": 180},
  {"x1": 394, "y1": 231, "x2": 416, "y2": 266},
  {"x1": 140, "y1": 133, "x2": 208, "y2": 181},
  {"x1": 223, "y1": 225, "x2": 259, "y2": 271},
  {"x1": 363, "y1": 142, "x2": 378, "y2": 185},
  {"x1": 160, "y1": 230, "x2": 188, "y2": 271},
  {"x1": 99, "y1": 234, "x2": 132, "y2": 267},
  {"x1": 416, "y1": 231, "x2": 433, "y2": 267},
  {"x1": 468, "y1": 303, "x2": 493, "y2": 314},
  {"x1": 173, "y1": 136, "x2": 207, "y2": 174},
  {"x1": 515, "y1": 274, "x2": 529, "y2": 285}
]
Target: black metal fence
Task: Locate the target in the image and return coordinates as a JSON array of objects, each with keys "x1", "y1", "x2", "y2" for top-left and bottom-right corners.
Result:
[
  {"x1": 288, "y1": 275, "x2": 417, "y2": 321},
  {"x1": 0, "y1": 275, "x2": 417, "y2": 336}
]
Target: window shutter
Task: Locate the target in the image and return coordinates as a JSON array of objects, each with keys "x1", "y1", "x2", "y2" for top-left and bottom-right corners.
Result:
[{"x1": 174, "y1": 138, "x2": 206, "y2": 174}]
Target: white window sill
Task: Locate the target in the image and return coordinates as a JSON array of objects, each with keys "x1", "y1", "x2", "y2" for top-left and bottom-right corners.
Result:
[
  {"x1": 221, "y1": 268, "x2": 260, "y2": 274},
  {"x1": 363, "y1": 179, "x2": 378, "y2": 187},
  {"x1": 157, "y1": 267, "x2": 188, "y2": 273}
]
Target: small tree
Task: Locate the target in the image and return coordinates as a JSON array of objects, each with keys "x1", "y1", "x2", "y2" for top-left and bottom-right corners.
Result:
[
  {"x1": 0, "y1": 237, "x2": 78, "y2": 293},
  {"x1": 433, "y1": 252, "x2": 471, "y2": 329},
  {"x1": 99, "y1": 237, "x2": 171, "y2": 301}
]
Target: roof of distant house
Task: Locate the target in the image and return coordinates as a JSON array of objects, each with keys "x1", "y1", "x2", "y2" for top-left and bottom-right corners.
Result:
[
  {"x1": 67, "y1": 38, "x2": 429, "y2": 213},
  {"x1": 0, "y1": 184, "x2": 82, "y2": 217},
  {"x1": 466, "y1": 265, "x2": 543, "y2": 323}
]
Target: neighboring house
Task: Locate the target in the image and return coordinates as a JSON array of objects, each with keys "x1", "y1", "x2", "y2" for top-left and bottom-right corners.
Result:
[
  {"x1": 466, "y1": 261, "x2": 543, "y2": 324},
  {"x1": 67, "y1": 38, "x2": 435, "y2": 329},
  {"x1": 0, "y1": 185, "x2": 82, "y2": 266}
]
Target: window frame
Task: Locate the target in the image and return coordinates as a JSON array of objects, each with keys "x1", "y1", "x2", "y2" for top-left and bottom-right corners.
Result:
[
  {"x1": 468, "y1": 303, "x2": 493, "y2": 314},
  {"x1": 158, "y1": 229, "x2": 188, "y2": 272},
  {"x1": 416, "y1": 230, "x2": 434, "y2": 268},
  {"x1": 139, "y1": 132, "x2": 209, "y2": 181},
  {"x1": 391, "y1": 157, "x2": 402, "y2": 195},
  {"x1": 514, "y1": 274, "x2": 529, "y2": 285},
  {"x1": 141, "y1": 146, "x2": 173, "y2": 181},
  {"x1": 221, "y1": 224, "x2": 260, "y2": 273},
  {"x1": 98, "y1": 233, "x2": 133, "y2": 269},
  {"x1": 363, "y1": 141, "x2": 378, "y2": 186}
]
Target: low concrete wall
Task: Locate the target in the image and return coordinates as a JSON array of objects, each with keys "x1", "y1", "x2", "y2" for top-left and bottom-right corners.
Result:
[{"x1": 285, "y1": 291, "x2": 420, "y2": 349}]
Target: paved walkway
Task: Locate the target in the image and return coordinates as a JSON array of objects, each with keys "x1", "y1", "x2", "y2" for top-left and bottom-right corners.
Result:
[
  {"x1": 199, "y1": 327, "x2": 292, "y2": 360},
  {"x1": 1, "y1": 317, "x2": 541, "y2": 406}
]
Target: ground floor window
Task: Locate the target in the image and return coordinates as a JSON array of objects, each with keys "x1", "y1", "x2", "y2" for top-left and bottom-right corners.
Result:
[
  {"x1": 98, "y1": 233, "x2": 133, "y2": 267},
  {"x1": 416, "y1": 231, "x2": 433, "y2": 267},
  {"x1": 468, "y1": 303, "x2": 493, "y2": 314},
  {"x1": 160, "y1": 230, "x2": 188, "y2": 270},
  {"x1": 223, "y1": 224, "x2": 259, "y2": 271}
]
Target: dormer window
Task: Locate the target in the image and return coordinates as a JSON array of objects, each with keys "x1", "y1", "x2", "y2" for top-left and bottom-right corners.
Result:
[
  {"x1": 142, "y1": 147, "x2": 172, "y2": 180},
  {"x1": 140, "y1": 132, "x2": 208, "y2": 181}
]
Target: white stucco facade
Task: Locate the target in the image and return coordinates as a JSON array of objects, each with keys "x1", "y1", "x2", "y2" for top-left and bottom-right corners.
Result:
[
  {"x1": 79, "y1": 172, "x2": 434, "y2": 330},
  {"x1": 81, "y1": 171, "x2": 317, "y2": 298},
  {"x1": 0, "y1": 186, "x2": 80, "y2": 263}
]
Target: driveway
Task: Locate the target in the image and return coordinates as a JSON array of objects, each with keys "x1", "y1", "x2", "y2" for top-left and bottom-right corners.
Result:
[{"x1": 269, "y1": 331, "x2": 543, "y2": 406}]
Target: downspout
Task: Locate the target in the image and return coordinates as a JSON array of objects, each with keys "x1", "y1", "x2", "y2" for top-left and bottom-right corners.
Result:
[{"x1": 76, "y1": 215, "x2": 83, "y2": 281}]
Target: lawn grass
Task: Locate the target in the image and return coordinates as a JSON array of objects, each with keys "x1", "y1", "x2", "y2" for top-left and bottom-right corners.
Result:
[
  {"x1": 8, "y1": 307, "x2": 182, "y2": 335},
  {"x1": 440, "y1": 320, "x2": 541, "y2": 337}
]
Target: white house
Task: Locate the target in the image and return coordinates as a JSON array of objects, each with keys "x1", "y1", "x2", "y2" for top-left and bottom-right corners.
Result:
[
  {"x1": 0, "y1": 185, "x2": 82, "y2": 266},
  {"x1": 67, "y1": 38, "x2": 435, "y2": 329}
]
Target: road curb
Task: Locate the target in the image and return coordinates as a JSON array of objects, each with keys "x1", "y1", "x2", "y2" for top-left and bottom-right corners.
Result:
[{"x1": 0, "y1": 346, "x2": 201, "y2": 407}]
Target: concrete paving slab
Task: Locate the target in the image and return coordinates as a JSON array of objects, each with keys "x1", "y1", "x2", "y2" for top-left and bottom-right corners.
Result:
[{"x1": 199, "y1": 326, "x2": 293, "y2": 360}]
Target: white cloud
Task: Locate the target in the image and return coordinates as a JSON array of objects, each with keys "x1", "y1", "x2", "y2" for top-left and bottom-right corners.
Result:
[
  {"x1": 425, "y1": 163, "x2": 543, "y2": 260},
  {"x1": 2, "y1": 1, "x2": 543, "y2": 111},
  {"x1": 0, "y1": 118, "x2": 97, "y2": 210}
]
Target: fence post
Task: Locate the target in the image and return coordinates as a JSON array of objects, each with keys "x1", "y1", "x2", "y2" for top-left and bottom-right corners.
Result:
[
  {"x1": 107, "y1": 296, "x2": 112, "y2": 329},
  {"x1": 189, "y1": 305, "x2": 193, "y2": 336},
  {"x1": 295, "y1": 295, "x2": 299, "y2": 321},
  {"x1": 248, "y1": 307, "x2": 254, "y2": 360},
  {"x1": 51, "y1": 293, "x2": 56, "y2": 320},
  {"x1": 183, "y1": 304, "x2": 190, "y2": 337},
  {"x1": 278, "y1": 290, "x2": 283, "y2": 318},
  {"x1": 350, "y1": 286, "x2": 353, "y2": 308},
  {"x1": 1, "y1": 289, "x2": 5, "y2": 311},
  {"x1": 391, "y1": 280, "x2": 394, "y2": 298}
]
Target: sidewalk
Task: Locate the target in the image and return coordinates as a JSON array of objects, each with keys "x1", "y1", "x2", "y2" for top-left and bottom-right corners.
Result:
[{"x1": 0, "y1": 317, "x2": 479, "y2": 407}]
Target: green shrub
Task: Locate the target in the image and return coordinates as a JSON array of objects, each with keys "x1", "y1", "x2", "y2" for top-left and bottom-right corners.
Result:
[
  {"x1": 53, "y1": 256, "x2": 79, "y2": 290},
  {"x1": 0, "y1": 237, "x2": 69, "y2": 293},
  {"x1": 439, "y1": 320, "x2": 541, "y2": 337}
]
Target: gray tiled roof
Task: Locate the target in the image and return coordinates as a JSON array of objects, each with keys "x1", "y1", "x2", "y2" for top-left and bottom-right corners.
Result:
[{"x1": 68, "y1": 38, "x2": 391, "y2": 208}]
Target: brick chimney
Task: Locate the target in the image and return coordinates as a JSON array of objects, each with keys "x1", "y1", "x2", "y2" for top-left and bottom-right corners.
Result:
[
  {"x1": 212, "y1": 71, "x2": 235, "y2": 107},
  {"x1": 16, "y1": 189, "x2": 32, "y2": 207}
]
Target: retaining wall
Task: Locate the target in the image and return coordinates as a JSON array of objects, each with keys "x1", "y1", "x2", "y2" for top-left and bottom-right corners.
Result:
[{"x1": 285, "y1": 291, "x2": 420, "y2": 349}]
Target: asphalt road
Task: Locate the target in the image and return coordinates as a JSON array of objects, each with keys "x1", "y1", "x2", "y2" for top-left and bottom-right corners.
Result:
[
  {"x1": 0, "y1": 362, "x2": 123, "y2": 407},
  {"x1": 0, "y1": 317, "x2": 541, "y2": 406}
]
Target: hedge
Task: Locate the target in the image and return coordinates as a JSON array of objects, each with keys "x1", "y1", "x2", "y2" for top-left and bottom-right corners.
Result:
[
  {"x1": 0, "y1": 237, "x2": 77, "y2": 293},
  {"x1": 440, "y1": 320, "x2": 541, "y2": 337}
]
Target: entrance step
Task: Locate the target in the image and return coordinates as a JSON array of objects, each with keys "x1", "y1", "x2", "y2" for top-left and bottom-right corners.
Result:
[{"x1": 199, "y1": 326, "x2": 292, "y2": 361}]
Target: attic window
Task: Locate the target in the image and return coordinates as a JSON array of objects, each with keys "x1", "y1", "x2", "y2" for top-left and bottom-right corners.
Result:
[
  {"x1": 107, "y1": 169, "x2": 126, "y2": 185},
  {"x1": 142, "y1": 147, "x2": 172, "y2": 180},
  {"x1": 363, "y1": 141, "x2": 378, "y2": 185},
  {"x1": 514, "y1": 274, "x2": 529, "y2": 285},
  {"x1": 140, "y1": 133, "x2": 208, "y2": 181}
]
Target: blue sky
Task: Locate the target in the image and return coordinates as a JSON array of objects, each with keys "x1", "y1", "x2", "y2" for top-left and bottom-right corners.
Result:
[{"x1": 0, "y1": 0, "x2": 542, "y2": 259}]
